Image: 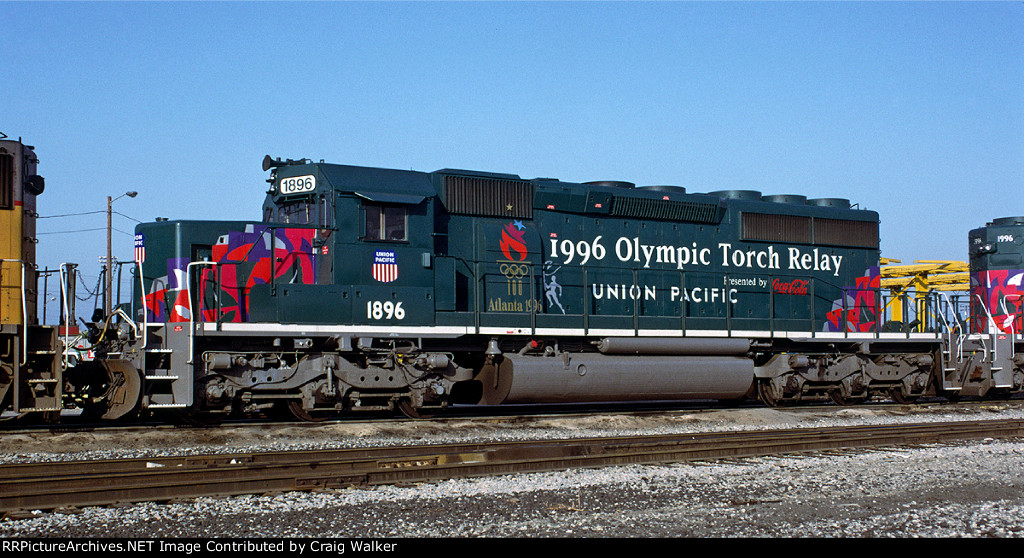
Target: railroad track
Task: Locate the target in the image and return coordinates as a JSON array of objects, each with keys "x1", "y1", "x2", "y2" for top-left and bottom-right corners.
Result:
[
  {"x1": 0, "y1": 397, "x2": 996, "y2": 434},
  {"x1": 3, "y1": 418, "x2": 1024, "y2": 515}
]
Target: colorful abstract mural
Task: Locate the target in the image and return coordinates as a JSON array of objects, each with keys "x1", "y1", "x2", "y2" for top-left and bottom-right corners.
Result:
[
  {"x1": 144, "y1": 225, "x2": 317, "y2": 322},
  {"x1": 971, "y1": 269, "x2": 1024, "y2": 334},
  {"x1": 824, "y1": 267, "x2": 881, "y2": 332}
]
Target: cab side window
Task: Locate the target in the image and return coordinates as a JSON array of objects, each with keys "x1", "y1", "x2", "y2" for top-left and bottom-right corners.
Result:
[
  {"x1": 364, "y1": 203, "x2": 406, "y2": 241},
  {"x1": 279, "y1": 200, "x2": 314, "y2": 224},
  {"x1": 0, "y1": 152, "x2": 12, "y2": 210}
]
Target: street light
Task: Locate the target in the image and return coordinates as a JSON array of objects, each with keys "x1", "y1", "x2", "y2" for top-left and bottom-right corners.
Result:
[{"x1": 106, "y1": 191, "x2": 137, "y2": 317}]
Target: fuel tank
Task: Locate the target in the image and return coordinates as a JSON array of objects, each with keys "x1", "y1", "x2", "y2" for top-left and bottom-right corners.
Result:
[{"x1": 476, "y1": 352, "x2": 754, "y2": 404}]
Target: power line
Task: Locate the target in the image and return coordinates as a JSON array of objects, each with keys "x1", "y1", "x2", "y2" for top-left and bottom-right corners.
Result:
[
  {"x1": 39, "y1": 210, "x2": 142, "y2": 223},
  {"x1": 37, "y1": 227, "x2": 134, "y2": 236},
  {"x1": 114, "y1": 211, "x2": 142, "y2": 223},
  {"x1": 36, "y1": 227, "x2": 108, "y2": 234},
  {"x1": 37, "y1": 210, "x2": 106, "y2": 219}
]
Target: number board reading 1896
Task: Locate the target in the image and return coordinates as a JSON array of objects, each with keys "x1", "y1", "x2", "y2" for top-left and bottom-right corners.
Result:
[{"x1": 279, "y1": 175, "x2": 316, "y2": 194}]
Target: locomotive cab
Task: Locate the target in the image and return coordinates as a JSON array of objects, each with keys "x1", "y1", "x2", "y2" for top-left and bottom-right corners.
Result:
[
  {"x1": 0, "y1": 138, "x2": 63, "y2": 419},
  {"x1": 969, "y1": 216, "x2": 1024, "y2": 335},
  {"x1": 262, "y1": 158, "x2": 438, "y2": 327}
]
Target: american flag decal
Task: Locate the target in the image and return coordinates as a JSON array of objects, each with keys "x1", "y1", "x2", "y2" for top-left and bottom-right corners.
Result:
[
  {"x1": 134, "y1": 233, "x2": 145, "y2": 264},
  {"x1": 372, "y1": 250, "x2": 398, "y2": 283}
]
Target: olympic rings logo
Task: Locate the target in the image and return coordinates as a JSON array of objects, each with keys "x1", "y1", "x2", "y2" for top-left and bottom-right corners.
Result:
[{"x1": 499, "y1": 263, "x2": 529, "y2": 278}]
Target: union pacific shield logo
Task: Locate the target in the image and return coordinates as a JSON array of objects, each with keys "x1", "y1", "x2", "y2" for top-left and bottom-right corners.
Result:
[
  {"x1": 134, "y1": 233, "x2": 145, "y2": 264},
  {"x1": 372, "y1": 250, "x2": 398, "y2": 283}
]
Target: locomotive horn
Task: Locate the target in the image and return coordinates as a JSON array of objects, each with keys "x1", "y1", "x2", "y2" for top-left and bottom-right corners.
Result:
[
  {"x1": 25, "y1": 175, "x2": 45, "y2": 196},
  {"x1": 263, "y1": 155, "x2": 310, "y2": 171}
]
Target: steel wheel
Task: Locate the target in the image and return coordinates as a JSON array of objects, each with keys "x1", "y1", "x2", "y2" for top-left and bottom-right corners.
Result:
[
  {"x1": 397, "y1": 399, "x2": 437, "y2": 419},
  {"x1": 889, "y1": 388, "x2": 919, "y2": 405},
  {"x1": 756, "y1": 379, "x2": 785, "y2": 407},
  {"x1": 829, "y1": 390, "x2": 867, "y2": 406},
  {"x1": 286, "y1": 400, "x2": 333, "y2": 422}
]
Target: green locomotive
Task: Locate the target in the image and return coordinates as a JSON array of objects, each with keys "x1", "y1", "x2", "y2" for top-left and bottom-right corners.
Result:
[
  {"x1": 9, "y1": 149, "x2": 1021, "y2": 422},
  {"x1": 122, "y1": 157, "x2": 914, "y2": 420}
]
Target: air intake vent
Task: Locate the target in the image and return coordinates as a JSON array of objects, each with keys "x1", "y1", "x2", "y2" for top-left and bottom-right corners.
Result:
[
  {"x1": 743, "y1": 213, "x2": 878, "y2": 248},
  {"x1": 443, "y1": 175, "x2": 533, "y2": 219},
  {"x1": 742, "y1": 213, "x2": 812, "y2": 243},
  {"x1": 610, "y1": 196, "x2": 723, "y2": 223},
  {"x1": 814, "y1": 218, "x2": 878, "y2": 248}
]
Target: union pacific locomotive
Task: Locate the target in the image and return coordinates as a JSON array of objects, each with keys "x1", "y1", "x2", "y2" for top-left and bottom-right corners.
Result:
[{"x1": 3, "y1": 141, "x2": 1023, "y2": 421}]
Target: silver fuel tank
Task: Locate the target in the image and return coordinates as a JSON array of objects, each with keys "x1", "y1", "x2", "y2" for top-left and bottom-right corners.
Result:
[{"x1": 475, "y1": 352, "x2": 754, "y2": 404}]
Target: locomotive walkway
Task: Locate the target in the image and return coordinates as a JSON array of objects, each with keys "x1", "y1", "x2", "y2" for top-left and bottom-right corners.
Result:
[{"x1": 3, "y1": 419, "x2": 1024, "y2": 515}]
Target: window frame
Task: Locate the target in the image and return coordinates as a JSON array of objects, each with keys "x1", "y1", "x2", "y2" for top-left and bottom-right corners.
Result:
[{"x1": 363, "y1": 202, "x2": 408, "y2": 242}]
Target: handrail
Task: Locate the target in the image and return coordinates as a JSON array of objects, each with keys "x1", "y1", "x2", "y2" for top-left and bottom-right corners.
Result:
[
  {"x1": 59, "y1": 263, "x2": 72, "y2": 368},
  {"x1": 1, "y1": 259, "x2": 27, "y2": 366},
  {"x1": 1000, "y1": 294, "x2": 1023, "y2": 337},
  {"x1": 973, "y1": 293, "x2": 997, "y2": 333},
  {"x1": 186, "y1": 261, "x2": 218, "y2": 365},
  {"x1": 973, "y1": 293, "x2": 997, "y2": 362},
  {"x1": 134, "y1": 261, "x2": 148, "y2": 351},
  {"x1": 936, "y1": 292, "x2": 966, "y2": 362},
  {"x1": 461, "y1": 255, "x2": 913, "y2": 338}
]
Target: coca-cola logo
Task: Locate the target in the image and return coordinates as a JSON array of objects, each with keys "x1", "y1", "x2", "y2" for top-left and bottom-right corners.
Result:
[{"x1": 773, "y1": 278, "x2": 809, "y2": 295}]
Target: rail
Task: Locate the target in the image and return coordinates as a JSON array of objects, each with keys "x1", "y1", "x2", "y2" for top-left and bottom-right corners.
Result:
[
  {"x1": 1, "y1": 258, "x2": 28, "y2": 365},
  {"x1": 58, "y1": 263, "x2": 76, "y2": 368},
  {"x1": 2, "y1": 419, "x2": 1023, "y2": 514},
  {"x1": 134, "y1": 261, "x2": 148, "y2": 351},
  {"x1": 936, "y1": 292, "x2": 966, "y2": 363},
  {"x1": 974, "y1": 293, "x2": 998, "y2": 362},
  {"x1": 468, "y1": 257, "x2": 941, "y2": 338},
  {"x1": 1000, "y1": 294, "x2": 1023, "y2": 337},
  {"x1": 186, "y1": 261, "x2": 218, "y2": 364},
  {"x1": 160, "y1": 245, "x2": 973, "y2": 342}
]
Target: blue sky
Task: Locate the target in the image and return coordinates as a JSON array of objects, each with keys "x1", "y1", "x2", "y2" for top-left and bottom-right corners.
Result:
[{"x1": 4, "y1": 1, "x2": 1023, "y2": 318}]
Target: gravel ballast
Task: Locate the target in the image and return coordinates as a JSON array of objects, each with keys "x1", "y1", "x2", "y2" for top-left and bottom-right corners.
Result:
[{"x1": 3, "y1": 402, "x2": 1024, "y2": 538}]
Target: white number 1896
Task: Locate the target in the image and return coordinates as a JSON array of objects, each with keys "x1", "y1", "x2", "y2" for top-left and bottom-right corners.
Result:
[{"x1": 367, "y1": 301, "x2": 405, "y2": 320}]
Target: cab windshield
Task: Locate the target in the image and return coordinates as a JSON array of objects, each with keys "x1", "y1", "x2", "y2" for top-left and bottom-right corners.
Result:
[{"x1": 265, "y1": 194, "x2": 333, "y2": 227}]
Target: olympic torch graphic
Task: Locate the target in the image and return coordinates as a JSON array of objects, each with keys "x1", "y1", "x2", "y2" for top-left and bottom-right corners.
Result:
[{"x1": 499, "y1": 221, "x2": 529, "y2": 296}]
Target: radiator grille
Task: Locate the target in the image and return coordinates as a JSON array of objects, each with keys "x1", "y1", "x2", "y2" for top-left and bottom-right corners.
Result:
[
  {"x1": 742, "y1": 213, "x2": 812, "y2": 243},
  {"x1": 610, "y1": 196, "x2": 723, "y2": 223},
  {"x1": 443, "y1": 175, "x2": 533, "y2": 218},
  {"x1": 814, "y1": 217, "x2": 879, "y2": 248},
  {"x1": 743, "y1": 213, "x2": 878, "y2": 248}
]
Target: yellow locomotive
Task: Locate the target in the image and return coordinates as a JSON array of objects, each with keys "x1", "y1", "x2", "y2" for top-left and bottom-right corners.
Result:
[{"x1": 0, "y1": 137, "x2": 61, "y2": 418}]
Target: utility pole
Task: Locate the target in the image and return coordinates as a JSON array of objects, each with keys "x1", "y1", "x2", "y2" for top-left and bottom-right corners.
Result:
[{"x1": 105, "y1": 191, "x2": 137, "y2": 317}]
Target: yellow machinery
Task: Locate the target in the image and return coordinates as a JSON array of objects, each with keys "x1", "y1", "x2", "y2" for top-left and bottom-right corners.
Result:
[
  {"x1": 0, "y1": 137, "x2": 62, "y2": 418},
  {"x1": 880, "y1": 258, "x2": 969, "y2": 331}
]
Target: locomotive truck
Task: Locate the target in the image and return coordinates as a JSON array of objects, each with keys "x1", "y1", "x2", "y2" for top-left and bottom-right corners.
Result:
[{"x1": 3, "y1": 143, "x2": 1023, "y2": 421}]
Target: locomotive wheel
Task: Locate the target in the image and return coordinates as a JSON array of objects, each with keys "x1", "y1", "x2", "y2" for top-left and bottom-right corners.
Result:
[
  {"x1": 170, "y1": 407, "x2": 222, "y2": 426},
  {"x1": 0, "y1": 375, "x2": 12, "y2": 421},
  {"x1": 286, "y1": 400, "x2": 334, "y2": 422},
  {"x1": 756, "y1": 379, "x2": 786, "y2": 407},
  {"x1": 889, "y1": 388, "x2": 919, "y2": 405},
  {"x1": 80, "y1": 360, "x2": 142, "y2": 420},
  {"x1": 987, "y1": 388, "x2": 1015, "y2": 400},
  {"x1": 0, "y1": 362, "x2": 12, "y2": 416},
  {"x1": 397, "y1": 399, "x2": 437, "y2": 419},
  {"x1": 828, "y1": 391, "x2": 868, "y2": 406}
]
